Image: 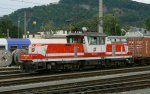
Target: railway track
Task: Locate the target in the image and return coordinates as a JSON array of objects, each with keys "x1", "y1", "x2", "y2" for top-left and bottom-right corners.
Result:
[
  {"x1": 0, "y1": 66, "x2": 150, "y2": 87},
  {"x1": 0, "y1": 66, "x2": 21, "y2": 75},
  {"x1": 0, "y1": 66, "x2": 20, "y2": 71},
  {"x1": 0, "y1": 70, "x2": 22, "y2": 75},
  {"x1": 0, "y1": 66, "x2": 150, "y2": 93},
  {"x1": 34, "y1": 74, "x2": 150, "y2": 94},
  {"x1": 1, "y1": 70, "x2": 150, "y2": 94},
  {"x1": 0, "y1": 65, "x2": 150, "y2": 79}
]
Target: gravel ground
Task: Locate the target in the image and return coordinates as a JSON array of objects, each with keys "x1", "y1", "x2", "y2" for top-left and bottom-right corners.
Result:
[{"x1": 113, "y1": 88, "x2": 150, "y2": 94}]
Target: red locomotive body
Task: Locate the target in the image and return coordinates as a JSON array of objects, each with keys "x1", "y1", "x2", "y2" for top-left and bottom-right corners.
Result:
[{"x1": 20, "y1": 32, "x2": 132, "y2": 72}]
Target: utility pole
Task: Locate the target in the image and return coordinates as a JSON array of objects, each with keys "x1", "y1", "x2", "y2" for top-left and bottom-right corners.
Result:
[
  {"x1": 98, "y1": 0, "x2": 103, "y2": 33},
  {"x1": 7, "y1": 29, "x2": 9, "y2": 38},
  {"x1": 66, "y1": 19, "x2": 72, "y2": 33},
  {"x1": 24, "y1": 12, "x2": 27, "y2": 39},
  {"x1": 18, "y1": 20, "x2": 20, "y2": 39}
]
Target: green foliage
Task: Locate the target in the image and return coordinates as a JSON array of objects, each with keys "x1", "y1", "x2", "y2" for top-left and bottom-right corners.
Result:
[
  {"x1": 40, "y1": 21, "x2": 57, "y2": 33},
  {"x1": 71, "y1": 16, "x2": 98, "y2": 32},
  {"x1": 103, "y1": 14, "x2": 121, "y2": 35},
  {"x1": 0, "y1": 16, "x2": 22, "y2": 38},
  {"x1": 71, "y1": 14, "x2": 121, "y2": 35},
  {"x1": 145, "y1": 17, "x2": 150, "y2": 31},
  {"x1": 1, "y1": 0, "x2": 150, "y2": 35}
]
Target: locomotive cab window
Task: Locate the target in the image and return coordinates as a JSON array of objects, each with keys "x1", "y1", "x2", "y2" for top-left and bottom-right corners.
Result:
[
  {"x1": 111, "y1": 39, "x2": 115, "y2": 43},
  {"x1": 67, "y1": 36, "x2": 84, "y2": 44},
  {"x1": 88, "y1": 36, "x2": 105, "y2": 45},
  {"x1": 121, "y1": 39, "x2": 127, "y2": 43}
]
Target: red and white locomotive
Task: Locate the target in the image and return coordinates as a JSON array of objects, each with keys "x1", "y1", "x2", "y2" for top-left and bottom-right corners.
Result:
[{"x1": 20, "y1": 32, "x2": 132, "y2": 72}]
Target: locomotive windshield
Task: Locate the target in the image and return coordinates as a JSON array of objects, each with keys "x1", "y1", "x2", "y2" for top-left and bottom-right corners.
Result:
[{"x1": 88, "y1": 36, "x2": 105, "y2": 45}]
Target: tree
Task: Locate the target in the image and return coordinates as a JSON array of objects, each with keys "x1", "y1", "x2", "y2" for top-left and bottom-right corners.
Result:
[
  {"x1": 0, "y1": 16, "x2": 22, "y2": 38},
  {"x1": 40, "y1": 21, "x2": 58, "y2": 38},
  {"x1": 71, "y1": 14, "x2": 121, "y2": 36},
  {"x1": 103, "y1": 14, "x2": 121, "y2": 35},
  {"x1": 41, "y1": 21, "x2": 57, "y2": 32},
  {"x1": 145, "y1": 17, "x2": 150, "y2": 31}
]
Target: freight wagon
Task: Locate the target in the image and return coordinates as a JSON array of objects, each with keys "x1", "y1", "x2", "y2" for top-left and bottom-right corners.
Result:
[{"x1": 128, "y1": 37, "x2": 150, "y2": 64}]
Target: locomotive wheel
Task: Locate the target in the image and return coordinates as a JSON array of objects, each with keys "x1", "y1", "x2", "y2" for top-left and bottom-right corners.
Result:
[
  {"x1": 47, "y1": 63, "x2": 52, "y2": 70},
  {"x1": 46, "y1": 62, "x2": 57, "y2": 71},
  {"x1": 12, "y1": 49, "x2": 28, "y2": 65},
  {"x1": 21, "y1": 61, "x2": 36, "y2": 73}
]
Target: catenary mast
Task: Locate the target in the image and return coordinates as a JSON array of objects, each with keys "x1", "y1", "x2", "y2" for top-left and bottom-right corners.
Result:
[{"x1": 98, "y1": 0, "x2": 103, "y2": 33}]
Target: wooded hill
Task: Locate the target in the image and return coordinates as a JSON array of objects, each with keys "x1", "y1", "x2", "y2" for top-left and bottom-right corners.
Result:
[{"x1": 7, "y1": 0, "x2": 150, "y2": 33}]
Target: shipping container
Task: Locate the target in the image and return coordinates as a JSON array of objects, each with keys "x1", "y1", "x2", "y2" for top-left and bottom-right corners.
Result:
[{"x1": 128, "y1": 37, "x2": 150, "y2": 58}]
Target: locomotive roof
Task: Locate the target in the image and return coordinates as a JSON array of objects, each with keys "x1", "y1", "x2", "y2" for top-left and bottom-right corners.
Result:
[
  {"x1": 67, "y1": 32, "x2": 107, "y2": 37},
  {"x1": 108, "y1": 36, "x2": 128, "y2": 39}
]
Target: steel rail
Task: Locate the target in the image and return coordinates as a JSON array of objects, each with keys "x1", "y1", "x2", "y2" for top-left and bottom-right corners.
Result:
[
  {"x1": 1, "y1": 70, "x2": 150, "y2": 93},
  {"x1": 35, "y1": 75, "x2": 150, "y2": 94},
  {"x1": 0, "y1": 65, "x2": 150, "y2": 80},
  {"x1": 0, "y1": 65, "x2": 150, "y2": 87}
]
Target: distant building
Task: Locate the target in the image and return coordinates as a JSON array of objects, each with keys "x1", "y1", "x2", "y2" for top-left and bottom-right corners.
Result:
[
  {"x1": 125, "y1": 27, "x2": 150, "y2": 37},
  {"x1": 23, "y1": 30, "x2": 68, "y2": 39}
]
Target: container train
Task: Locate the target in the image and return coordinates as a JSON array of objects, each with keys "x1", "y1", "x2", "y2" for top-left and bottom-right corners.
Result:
[
  {"x1": 20, "y1": 32, "x2": 141, "y2": 73},
  {"x1": 0, "y1": 38, "x2": 66, "y2": 67}
]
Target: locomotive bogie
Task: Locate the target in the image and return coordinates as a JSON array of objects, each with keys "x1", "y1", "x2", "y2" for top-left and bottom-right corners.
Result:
[
  {"x1": 21, "y1": 57, "x2": 133, "y2": 72},
  {"x1": 21, "y1": 61, "x2": 36, "y2": 73}
]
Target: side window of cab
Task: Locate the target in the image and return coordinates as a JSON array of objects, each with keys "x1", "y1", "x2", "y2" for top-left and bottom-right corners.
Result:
[
  {"x1": 67, "y1": 36, "x2": 84, "y2": 44},
  {"x1": 88, "y1": 36, "x2": 105, "y2": 45}
]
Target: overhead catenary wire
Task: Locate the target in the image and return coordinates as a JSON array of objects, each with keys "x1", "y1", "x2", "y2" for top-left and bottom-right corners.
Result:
[
  {"x1": 0, "y1": 2, "x2": 31, "y2": 8},
  {"x1": 0, "y1": 0, "x2": 58, "y2": 16},
  {"x1": 0, "y1": 0, "x2": 49, "y2": 10},
  {"x1": 9, "y1": 0, "x2": 43, "y2": 5},
  {"x1": 0, "y1": 7, "x2": 16, "y2": 10},
  {"x1": 0, "y1": 0, "x2": 48, "y2": 16}
]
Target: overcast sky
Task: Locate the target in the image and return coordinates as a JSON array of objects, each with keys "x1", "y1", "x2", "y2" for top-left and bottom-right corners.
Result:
[
  {"x1": 0, "y1": 0, "x2": 60, "y2": 16},
  {"x1": 133, "y1": 0, "x2": 150, "y2": 4},
  {"x1": 0, "y1": 0, "x2": 150, "y2": 17}
]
